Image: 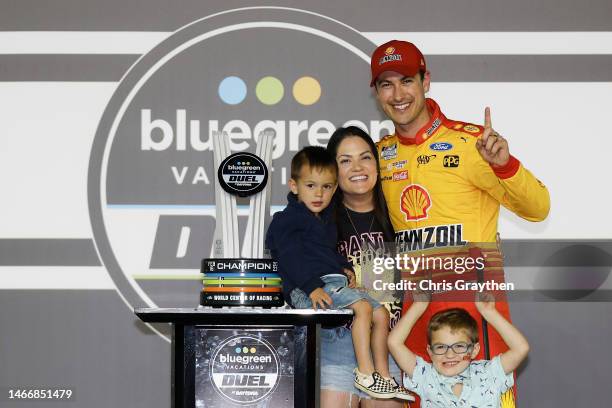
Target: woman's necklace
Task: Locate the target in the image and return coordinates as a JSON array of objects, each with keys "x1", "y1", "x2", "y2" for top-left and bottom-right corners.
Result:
[{"x1": 344, "y1": 205, "x2": 375, "y2": 236}]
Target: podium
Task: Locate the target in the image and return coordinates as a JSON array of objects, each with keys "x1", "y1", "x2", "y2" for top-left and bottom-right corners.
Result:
[{"x1": 135, "y1": 307, "x2": 353, "y2": 408}]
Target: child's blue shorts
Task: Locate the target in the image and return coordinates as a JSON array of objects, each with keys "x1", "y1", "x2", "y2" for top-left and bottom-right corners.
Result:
[{"x1": 289, "y1": 274, "x2": 381, "y2": 310}]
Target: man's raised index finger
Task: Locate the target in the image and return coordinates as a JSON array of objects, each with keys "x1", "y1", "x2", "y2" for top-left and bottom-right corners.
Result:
[{"x1": 484, "y1": 106, "x2": 493, "y2": 130}]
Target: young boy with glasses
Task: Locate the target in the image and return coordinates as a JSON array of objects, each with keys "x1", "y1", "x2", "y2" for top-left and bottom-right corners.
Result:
[{"x1": 388, "y1": 294, "x2": 529, "y2": 407}]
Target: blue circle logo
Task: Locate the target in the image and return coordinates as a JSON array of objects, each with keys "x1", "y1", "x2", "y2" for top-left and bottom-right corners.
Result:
[
  {"x1": 218, "y1": 76, "x2": 247, "y2": 105},
  {"x1": 429, "y1": 142, "x2": 453, "y2": 151}
]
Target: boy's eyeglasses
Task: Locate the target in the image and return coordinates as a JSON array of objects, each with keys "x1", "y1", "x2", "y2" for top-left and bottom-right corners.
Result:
[{"x1": 430, "y1": 342, "x2": 473, "y2": 355}]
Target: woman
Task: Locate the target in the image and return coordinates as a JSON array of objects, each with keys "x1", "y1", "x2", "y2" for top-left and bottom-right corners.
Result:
[{"x1": 322, "y1": 126, "x2": 413, "y2": 407}]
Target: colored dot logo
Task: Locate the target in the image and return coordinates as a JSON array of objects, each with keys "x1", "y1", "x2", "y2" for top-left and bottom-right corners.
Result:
[
  {"x1": 218, "y1": 76, "x2": 321, "y2": 106},
  {"x1": 256, "y1": 76, "x2": 284, "y2": 105},
  {"x1": 234, "y1": 346, "x2": 258, "y2": 354},
  {"x1": 218, "y1": 76, "x2": 247, "y2": 105},
  {"x1": 293, "y1": 76, "x2": 321, "y2": 106}
]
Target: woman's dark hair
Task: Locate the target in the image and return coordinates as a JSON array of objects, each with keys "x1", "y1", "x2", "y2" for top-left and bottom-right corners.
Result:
[{"x1": 326, "y1": 126, "x2": 395, "y2": 242}]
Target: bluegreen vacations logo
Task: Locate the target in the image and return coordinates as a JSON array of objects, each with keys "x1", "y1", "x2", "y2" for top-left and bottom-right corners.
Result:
[
  {"x1": 88, "y1": 7, "x2": 391, "y2": 323},
  {"x1": 210, "y1": 335, "x2": 280, "y2": 404}
]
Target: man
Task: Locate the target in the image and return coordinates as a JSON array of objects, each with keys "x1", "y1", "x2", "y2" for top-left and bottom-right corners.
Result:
[{"x1": 371, "y1": 40, "x2": 550, "y2": 406}]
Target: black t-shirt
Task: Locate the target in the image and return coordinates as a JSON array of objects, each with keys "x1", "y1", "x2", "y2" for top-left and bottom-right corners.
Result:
[
  {"x1": 336, "y1": 205, "x2": 402, "y2": 329},
  {"x1": 336, "y1": 207, "x2": 386, "y2": 260}
]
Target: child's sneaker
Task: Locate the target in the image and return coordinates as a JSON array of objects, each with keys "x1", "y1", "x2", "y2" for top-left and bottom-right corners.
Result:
[
  {"x1": 353, "y1": 369, "x2": 396, "y2": 399},
  {"x1": 389, "y1": 377, "x2": 415, "y2": 401}
]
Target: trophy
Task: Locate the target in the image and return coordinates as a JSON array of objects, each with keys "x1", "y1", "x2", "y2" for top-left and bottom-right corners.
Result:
[{"x1": 200, "y1": 130, "x2": 284, "y2": 307}]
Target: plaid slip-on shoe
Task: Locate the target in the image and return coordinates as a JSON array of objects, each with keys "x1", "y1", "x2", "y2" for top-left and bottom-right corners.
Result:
[
  {"x1": 389, "y1": 377, "x2": 416, "y2": 401},
  {"x1": 353, "y1": 369, "x2": 396, "y2": 399}
]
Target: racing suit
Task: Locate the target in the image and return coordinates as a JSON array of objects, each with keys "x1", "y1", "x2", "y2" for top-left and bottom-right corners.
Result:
[{"x1": 377, "y1": 98, "x2": 550, "y2": 406}]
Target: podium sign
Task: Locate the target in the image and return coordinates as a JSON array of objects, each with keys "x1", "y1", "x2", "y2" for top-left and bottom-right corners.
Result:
[
  {"x1": 134, "y1": 307, "x2": 353, "y2": 408},
  {"x1": 196, "y1": 328, "x2": 295, "y2": 407}
]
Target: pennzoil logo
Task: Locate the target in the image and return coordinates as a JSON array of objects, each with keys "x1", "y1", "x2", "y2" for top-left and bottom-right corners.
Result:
[
  {"x1": 400, "y1": 184, "x2": 432, "y2": 221},
  {"x1": 379, "y1": 53, "x2": 402, "y2": 64},
  {"x1": 395, "y1": 224, "x2": 467, "y2": 251}
]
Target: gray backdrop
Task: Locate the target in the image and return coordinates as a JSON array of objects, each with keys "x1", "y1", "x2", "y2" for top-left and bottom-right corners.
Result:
[{"x1": 1, "y1": 1, "x2": 611, "y2": 407}]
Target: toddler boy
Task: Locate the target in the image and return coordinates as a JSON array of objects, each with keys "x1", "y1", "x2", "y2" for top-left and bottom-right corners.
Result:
[{"x1": 266, "y1": 146, "x2": 409, "y2": 399}]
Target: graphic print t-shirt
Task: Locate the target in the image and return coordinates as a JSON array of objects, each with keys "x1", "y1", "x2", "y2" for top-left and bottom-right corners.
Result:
[{"x1": 336, "y1": 207, "x2": 402, "y2": 329}]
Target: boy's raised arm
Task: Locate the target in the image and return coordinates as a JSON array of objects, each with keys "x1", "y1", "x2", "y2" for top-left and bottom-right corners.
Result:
[
  {"x1": 476, "y1": 294, "x2": 530, "y2": 374},
  {"x1": 388, "y1": 294, "x2": 429, "y2": 378}
]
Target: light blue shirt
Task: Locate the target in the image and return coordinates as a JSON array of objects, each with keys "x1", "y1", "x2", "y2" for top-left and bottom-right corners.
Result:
[{"x1": 403, "y1": 356, "x2": 514, "y2": 408}]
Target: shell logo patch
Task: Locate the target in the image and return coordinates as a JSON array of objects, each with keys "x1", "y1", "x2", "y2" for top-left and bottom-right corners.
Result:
[
  {"x1": 385, "y1": 47, "x2": 395, "y2": 55},
  {"x1": 400, "y1": 184, "x2": 432, "y2": 221},
  {"x1": 463, "y1": 124, "x2": 480, "y2": 133}
]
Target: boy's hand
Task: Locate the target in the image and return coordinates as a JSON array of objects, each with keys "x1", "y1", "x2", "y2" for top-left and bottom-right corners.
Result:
[
  {"x1": 475, "y1": 292, "x2": 497, "y2": 317},
  {"x1": 309, "y1": 287, "x2": 333, "y2": 310},
  {"x1": 344, "y1": 268, "x2": 356, "y2": 288},
  {"x1": 410, "y1": 290, "x2": 430, "y2": 316},
  {"x1": 475, "y1": 292, "x2": 529, "y2": 374}
]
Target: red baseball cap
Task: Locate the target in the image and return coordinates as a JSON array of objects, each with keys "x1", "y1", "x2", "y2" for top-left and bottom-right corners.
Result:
[{"x1": 370, "y1": 40, "x2": 426, "y2": 86}]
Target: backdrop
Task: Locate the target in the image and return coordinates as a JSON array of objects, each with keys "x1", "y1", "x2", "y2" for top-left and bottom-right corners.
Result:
[{"x1": 1, "y1": 1, "x2": 611, "y2": 407}]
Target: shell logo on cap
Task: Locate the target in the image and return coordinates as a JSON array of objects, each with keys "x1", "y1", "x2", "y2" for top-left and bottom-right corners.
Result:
[
  {"x1": 385, "y1": 47, "x2": 395, "y2": 55},
  {"x1": 400, "y1": 184, "x2": 432, "y2": 221}
]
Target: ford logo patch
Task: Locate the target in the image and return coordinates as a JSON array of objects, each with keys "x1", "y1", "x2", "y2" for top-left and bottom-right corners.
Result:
[{"x1": 429, "y1": 142, "x2": 453, "y2": 151}]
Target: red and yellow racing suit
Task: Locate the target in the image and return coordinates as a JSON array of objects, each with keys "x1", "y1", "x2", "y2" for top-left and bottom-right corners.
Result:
[{"x1": 377, "y1": 98, "x2": 550, "y2": 406}]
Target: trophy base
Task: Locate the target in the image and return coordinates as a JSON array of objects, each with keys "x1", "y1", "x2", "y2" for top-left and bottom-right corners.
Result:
[
  {"x1": 201, "y1": 258, "x2": 277, "y2": 275},
  {"x1": 200, "y1": 289, "x2": 285, "y2": 308},
  {"x1": 201, "y1": 258, "x2": 284, "y2": 307}
]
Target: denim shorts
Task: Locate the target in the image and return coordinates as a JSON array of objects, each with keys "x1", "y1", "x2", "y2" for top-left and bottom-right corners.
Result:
[
  {"x1": 320, "y1": 326, "x2": 403, "y2": 397},
  {"x1": 289, "y1": 275, "x2": 381, "y2": 310}
]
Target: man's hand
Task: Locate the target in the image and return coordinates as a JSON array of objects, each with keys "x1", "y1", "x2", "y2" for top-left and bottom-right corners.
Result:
[
  {"x1": 309, "y1": 287, "x2": 333, "y2": 310},
  {"x1": 344, "y1": 268, "x2": 356, "y2": 288},
  {"x1": 475, "y1": 107, "x2": 510, "y2": 167}
]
